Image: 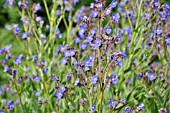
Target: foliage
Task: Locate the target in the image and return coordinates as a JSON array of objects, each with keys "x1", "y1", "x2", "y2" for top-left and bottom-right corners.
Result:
[{"x1": 0, "y1": 0, "x2": 170, "y2": 113}]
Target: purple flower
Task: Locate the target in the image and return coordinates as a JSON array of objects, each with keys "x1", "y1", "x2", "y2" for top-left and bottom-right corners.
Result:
[
  {"x1": 91, "y1": 75, "x2": 98, "y2": 84},
  {"x1": 110, "y1": 54, "x2": 115, "y2": 59},
  {"x1": 105, "y1": 26, "x2": 112, "y2": 34},
  {"x1": 54, "y1": 91, "x2": 63, "y2": 99},
  {"x1": 110, "y1": 75, "x2": 118, "y2": 84},
  {"x1": 70, "y1": 50, "x2": 76, "y2": 56},
  {"x1": 75, "y1": 78, "x2": 80, "y2": 86},
  {"x1": 136, "y1": 73, "x2": 142, "y2": 79},
  {"x1": 86, "y1": 34, "x2": 93, "y2": 42},
  {"x1": 109, "y1": 99, "x2": 117, "y2": 107},
  {"x1": 42, "y1": 68, "x2": 48, "y2": 73},
  {"x1": 56, "y1": 10, "x2": 61, "y2": 16},
  {"x1": 84, "y1": 58, "x2": 93, "y2": 67},
  {"x1": 14, "y1": 54, "x2": 23, "y2": 64},
  {"x1": 112, "y1": 13, "x2": 120, "y2": 23},
  {"x1": 139, "y1": 102, "x2": 144, "y2": 110},
  {"x1": 75, "y1": 37, "x2": 80, "y2": 43},
  {"x1": 4, "y1": 65, "x2": 10, "y2": 72},
  {"x1": 7, "y1": 100, "x2": 14, "y2": 110},
  {"x1": 21, "y1": 32, "x2": 29, "y2": 39},
  {"x1": 60, "y1": 85, "x2": 66, "y2": 93},
  {"x1": 12, "y1": 24, "x2": 21, "y2": 35},
  {"x1": 94, "y1": 38, "x2": 101, "y2": 47},
  {"x1": 35, "y1": 90, "x2": 41, "y2": 96},
  {"x1": 32, "y1": 75, "x2": 40, "y2": 82},
  {"x1": 64, "y1": 50, "x2": 70, "y2": 57},
  {"x1": 146, "y1": 72, "x2": 156, "y2": 81},
  {"x1": 80, "y1": 42, "x2": 86, "y2": 50},
  {"x1": 105, "y1": 8, "x2": 111, "y2": 15},
  {"x1": 15, "y1": 98, "x2": 20, "y2": 104},
  {"x1": 6, "y1": 0, "x2": 14, "y2": 5},
  {"x1": 165, "y1": 37, "x2": 170, "y2": 45},
  {"x1": 40, "y1": 34, "x2": 46, "y2": 39},
  {"x1": 90, "y1": 3, "x2": 94, "y2": 9},
  {"x1": 124, "y1": 106, "x2": 131, "y2": 113},
  {"x1": 153, "y1": 2, "x2": 160, "y2": 9},
  {"x1": 111, "y1": 1, "x2": 118, "y2": 8},
  {"x1": 158, "y1": 108, "x2": 167, "y2": 113},
  {"x1": 0, "y1": 110, "x2": 3, "y2": 113},
  {"x1": 33, "y1": 54, "x2": 38, "y2": 62},
  {"x1": 154, "y1": 28, "x2": 162, "y2": 35},
  {"x1": 35, "y1": 3, "x2": 42, "y2": 11},
  {"x1": 17, "y1": 77, "x2": 22, "y2": 83},
  {"x1": 61, "y1": 57, "x2": 68, "y2": 65},
  {"x1": 92, "y1": 104, "x2": 96, "y2": 112},
  {"x1": 38, "y1": 99, "x2": 42, "y2": 104},
  {"x1": 117, "y1": 58, "x2": 122, "y2": 66},
  {"x1": 91, "y1": 10, "x2": 98, "y2": 18},
  {"x1": 66, "y1": 74, "x2": 71, "y2": 80}
]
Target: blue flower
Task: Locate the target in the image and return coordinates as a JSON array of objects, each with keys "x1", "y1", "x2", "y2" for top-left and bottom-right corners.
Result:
[
  {"x1": 94, "y1": 38, "x2": 101, "y2": 47},
  {"x1": 35, "y1": 90, "x2": 41, "y2": 96},
  {"x1": 117, "y1": 58, "x2": 122, "y2": 66},
  {"x1": 42, "y1": 68, "x2": 48, "y2": 73},
  {"x1": 124, "y1": 106, "x2": 131, "y2": 113},
  {"x1": 56, "y1": 10, "x2": 61, "y2": 16},
  {"x1": 61, "y1": 57, "x2": 68, "y2": 65},
  {"x1": 90, "y1": 3, "x2": 94, "y2": 9},
  {"x1": 15, "y1": 98, "x2": 20, "y2": 104},
  {"x1": 14, "y1": 54, "x2": 23, "y2": 65},
  {"x1": 66, "y1": 74, "x2": 71, "y2": 80},
  {"x1": 84, "y1": 58, "x2": 93, "y2": 67},
  {"x1": 17, "y1": 77, "x2": 22, "y2": 83},
  {"x1": 35, "y1": 3, "x2": 42, "y2": 11},
  {"x1": 60, "y1": 85, "x2": 66, "y2": 93},
  {"x1": 136, "y1": 73, "x2": 142, "y2": 79},
  {"x1": 32, "y1": 75, "x2": 40, "y2": 82},
  {"x1": 139, "y1": 102, "x2": 144, "y2": 110},
  {"x1": 4, "y1": 65, "x2": 10, "y2": 72},
  {"x1": 105, "y1": 8, "x2": 111, "y2": 15},
  {"x1": 110, "y1": 75, "x2": 118, "y2": 84},
  {"x1": 153, "y1": 1, "x2": 160, "y2": 9},
  {"x1": 112, "y1": 13, "x2": 120, "y2": 23},
  {"x1": 91, "y1": 10, "x2": 98, "y2": 18},
  {"x1": 33, "y1": 54, "x2": 38, "y2": 62},
  {"x1": 146, "y1": 72, "x2": 156, "y2": 81},
  {"x1": 75, "y1": 78, "x2": 80, "y2": 86},
  {"x1": 86, "y1": 34, "x2": 93, "y2": 42},
  {"x1": 12, "y1": 24, "x2": 21, "y2": 35},
  {"x1": 6, "y1": 0, "x2": 14, "y2": 5},
  {"x1": 7, "y1": 100, "x2": 14, "y2": 110},
  {"x1": 110, "y1": 54, "x2": 115, "y2": 59},
  {"x1": 0, "y1": 110, "x2": 3, "y2": 113},
  {"x1": 105, "y1": 26, "x2": 112, "y2": 34},
  {"x1": 21, "y1": 32, "x2": 29, "y2": 39},
  {"x1": 91, "y1": 75, "x2": 98, "y2": 84},
  {"x1": 154, "y1": 27, "x2": 162, "y2": 35},
  {"x1": 92, "y1": 104, "x2": 96, "y2": 112},
  {"x1": 111, "y1": 1, "x2": 118, "y2": 8},
  {"x1": 165, "y1": 37, "x2": 170, "y2": 45},
  {"x1": 80, "y1": 42, "x2": 86, "y2": 50},
  {"x1": 109, "y1": 99, "x2": 117, "y2": 107},
  {"x1": 40, "y1": 34, "x2": 46, "y2": 39},
  {"x1": 38, "y1": 99, "x2": 42, "y2": 104},
  {"x1": 75, "y1": 37, "x2": 80, "y2": 43},
  {"x1": 54, "y1": 91, "x2": 63, "y2": 99}
]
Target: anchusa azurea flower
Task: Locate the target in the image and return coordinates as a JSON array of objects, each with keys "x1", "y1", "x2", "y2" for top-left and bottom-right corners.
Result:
[{"x1": 1, "y1": 0, "x2": 170, "y2": 113}]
